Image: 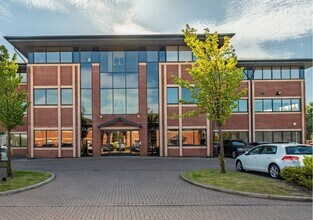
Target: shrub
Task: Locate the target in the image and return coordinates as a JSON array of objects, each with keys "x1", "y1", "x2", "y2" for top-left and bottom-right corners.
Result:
[{"x1": 281, "y1": 156, "x2": 313, "y2": 190}]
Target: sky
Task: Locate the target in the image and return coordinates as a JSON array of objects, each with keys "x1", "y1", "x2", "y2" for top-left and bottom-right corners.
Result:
[{"x1": 0, "y1": 0, "x2": 312, "y2": 103}]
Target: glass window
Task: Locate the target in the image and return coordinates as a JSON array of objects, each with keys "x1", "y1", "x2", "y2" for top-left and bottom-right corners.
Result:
[
  {"x1": 182, "y1": 88, "x2": 194, "y2": 103},
  {"x1": 61, "y1": 89, "x2": 73, "y2": 105},
  {"x1": 281, "y1": 68, "x2": 290, "y2": 79},
  {"x1": 168, "y1": 130, "x2": 179, "y2": 146},
  {"x1": 238, "y1": 99, "x2": 248, "y2": 112},
  {"x1": 81, "y1": 63, "x2": 92, "y2": 88},
  {"x1": 179, "y1": 46, "x2": 192, "y2": 61},
  {"x1": 20, "y1": 72, "x2": 27, "y2": 83},
  {"x1": 61, "y1": 52, "x2": 72, "y2": 63},
  {"x1": 11, "y1": 134, "x2": 20, "y2": 147},
  {"x1": 100, "y1": 72, "x2": 113, "y2": 88},
  {"x1": 92, "y1": 51, "x2": 100, "y2": 63},
  {"x1": 255, "y1": 100, "x2": 263, "y2": 112},
  {"x1": 113, "y1": 72, "x2": 126, "y2": 88},
  {"x1": 21, "y1": 133, "x2": 27, "y2": 146},
  {"x1": 263, "y1": 100, "x2": 272, "y2": 112},
  {"x1": 147, "y1": 88, "x2": 159, "y2": 114},
  {"x1": 299, "y1": 68, "x2": 305, "y2": 79},
  {"x1": 167, "y1": 87, "x2": 178, "y2": 104},
  {"x1": 272, "y1": 67, "x2": 281, "y2": 79},
  {"x1": 239, "y1": 132, "x2": 248, "y2": 143},
  {"x1": 126, "y1": 72, "x2": 138, "y2": 88},
  {"x1": 292, "y1": 131, "x2": 301, "y2": 143},
  {"x1": 126, "y1": 89, "x2": 139, "y2": 114},
  {"x1": 46, "y1": 89, "x2": 58, "y2": 105},
  {"x1": 147, "y1": 51, "x2": 159, "y2": 62},
  {"x1": 182, "y1": 130, "x2": 194, "y2": 145},
  {"x1": 253, "y1": 68, "x2": 262, "y2": 79},
  {"x1": 62, "y1": 130, "x2": 73, "y2": 147},
  {"x1": 159, "y1": 46, "x2": 166, "y2": 62},
  {"x1": 113, "y1": 51, "x2": 125, "y2": 72},
  {"x1": 100, "y1": 51, "x2": 113, "y2": 72},
  {"x1": 114, "y1": 89, "x2": 126, "y2": 114},
  {"x1": 282, "y1": 131, "x2": 292, "y2": 142},
  {"x1": 282, "y1": 99, "x2": 291, "y2": 111},
  {"x1": 34, "y1": 89, "x2": 46, "y2": 105},
  {"x1": 255, "y1": 132, "x2": 263, "y2": 142},
  {"x1": 81, "y1": 89, "x2": 92, "y2": 114},
  {"x1": 47, "y1": 130, "x2": 58, "y2": 147},
  {"x1": 138, "y1": 47, "x2": 147, "y2": 62},
  {"x1": 290, "y1": 67, "x2": 299, "y2": 79},
  {"x1": 47, "y1": 52, "x2": 60, "y2": 63},
  {"x1": 273, "y1": 99, "x2": 281, "y2": 111},
  {"x1": 81, "y1": 51, "x2": 92, "y2": 62},
  {"x1": 101, "y1": 89, "x2": 113, "y2": 114},
  {"x1": 34, "y1": 52, "x2": 46, "y2": 63},
  {"x1": 166, "y1": 46, "x2": 178, "y2": 61},
  {"x1": 126, "y1": 51, "x2": 138, "y2": 72},
  {"x1": 28, "y1": 51, "x2": 34, "y2": 63},
  {"x1": 273, "y1": 131, "x2": 282, "y2": 143},
  {"x1": 263, "y1": 131, "x2": 272, "y2": 142},
  {"x1": 35, "y1": 130, "x2": 58, "y2": 147},
  {"x1": 263, "y1": 68, "x2": 271, "y2": 79},
  {"x1": 291, "y1": 99, "x2": 300, "y2": 111},
  {"x1": 34, "y1": 131, "x2": 46, "y2": 147},
  {"x1": 73, "y1": 51, "x2": 80, "y2": 63},
  {"x1": 147, "y1": 63, "x2": 159, "y2": 88},
  {"x1": 242, "y1": 70, "x2": 248, "y2": 80}
]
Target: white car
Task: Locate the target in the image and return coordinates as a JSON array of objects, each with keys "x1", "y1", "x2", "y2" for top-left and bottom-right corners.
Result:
[{"x1": 235, "y1": 144, "x2": 312, "y2": 178}]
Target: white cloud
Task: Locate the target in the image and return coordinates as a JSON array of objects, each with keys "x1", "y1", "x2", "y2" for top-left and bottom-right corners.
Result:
[
  {"x1": 190, "y1": 0, "x2": 313, "y2": 59},
  {"x1": 0, "y1": 2, "x2": 11, "y2": 21}
]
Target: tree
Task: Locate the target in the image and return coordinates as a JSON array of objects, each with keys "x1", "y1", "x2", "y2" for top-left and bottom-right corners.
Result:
[
  {"x1": 306, "y1": 102, "x2": 313, "y2": 141},
  {"x1": 0, "y1": 45, "x2": 28, "y2": 177},
  {"x1": 174, "y1": 25, "x2": 246, "y2": 173}
]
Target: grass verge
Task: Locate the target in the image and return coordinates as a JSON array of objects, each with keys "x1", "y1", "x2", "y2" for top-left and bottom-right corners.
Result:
[
  {"x1": 0, "y1": 171, "x2": 52, "y2": 192},
  {"x1": 183, "y1": 169, "x2": 312, "y2": 197}
]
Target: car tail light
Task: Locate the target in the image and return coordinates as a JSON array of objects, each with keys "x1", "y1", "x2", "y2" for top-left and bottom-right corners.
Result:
[{"x1": 282, "y1": 156, "x2": 299, "y2": 161}]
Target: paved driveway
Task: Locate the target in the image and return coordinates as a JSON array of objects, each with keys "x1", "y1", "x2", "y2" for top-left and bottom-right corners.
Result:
[{"x1": 0, "y1": 157, "x2": 312, "y2": 220}]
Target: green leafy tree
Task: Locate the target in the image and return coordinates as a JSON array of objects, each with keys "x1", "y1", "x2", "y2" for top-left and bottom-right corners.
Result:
[
  {"x1": 306, "y1": 102, "x2": 313, "y2": 141},
  {"x1": 0, "y1": 45, "x2": 28, "y2": 177},
  {"x1": 174, "y1": 25, "x2": 246, "y2": 173}
]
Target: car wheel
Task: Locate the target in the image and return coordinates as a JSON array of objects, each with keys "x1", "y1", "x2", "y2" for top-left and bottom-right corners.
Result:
[
  {"x1": 231, "y1": 151, "x2": 237, "y2": 158},
  {"x1": 236, "y1": 160, "x2": 245, "y2": 172},
  {"x1": 269, "y1": 164, "x2": 280, "y2": 179}
]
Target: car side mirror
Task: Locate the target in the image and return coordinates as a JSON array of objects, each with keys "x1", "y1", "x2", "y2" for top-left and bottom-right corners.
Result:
[{"x1": 244, "y1": 151, "x2": 250, "y2": 155}]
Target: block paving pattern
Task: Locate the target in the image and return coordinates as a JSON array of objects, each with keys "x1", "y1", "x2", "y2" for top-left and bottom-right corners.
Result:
[{"x1": 0, "y1": 157, "x2": 311, "y2": 220}]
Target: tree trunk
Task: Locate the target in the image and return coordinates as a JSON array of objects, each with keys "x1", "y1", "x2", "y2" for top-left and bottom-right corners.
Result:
[
  {"x1": 218, "y1": 124, "x2": 226, "y2": 173},
  {"x1": 6, "y1": 129, "x2": 13, "y2": 177}
]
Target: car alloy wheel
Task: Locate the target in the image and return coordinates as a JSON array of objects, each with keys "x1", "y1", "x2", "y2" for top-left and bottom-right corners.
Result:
[
  {"x1": 236, "y1": 160, "x2": 244, "y2": 172},
  {"x1": 231, "y1": 151, "x2": 237, "y2": 158},
  {"x1": 269, "y1": 164, "x2": 280, "y2": 179}
]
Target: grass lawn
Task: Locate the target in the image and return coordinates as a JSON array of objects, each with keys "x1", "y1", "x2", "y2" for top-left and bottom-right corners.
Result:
[
  {"x1": 0, "y1": 170, "x2": 52, "y2": 192},
  {"x1": 183, "y1": 169, "x2": 312, "y2": 197}
]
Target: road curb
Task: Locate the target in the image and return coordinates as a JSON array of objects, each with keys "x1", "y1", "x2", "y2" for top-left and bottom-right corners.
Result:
[
  {"x1": 0, "y1": 171, "x2": 55, "y2": 197},
  {"x1": 180, "y1": 173, "x2": 312, "y2": 202}
]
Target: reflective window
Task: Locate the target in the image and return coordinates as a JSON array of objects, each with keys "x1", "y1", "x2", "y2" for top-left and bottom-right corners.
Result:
[
  {"x1": 114, "y1": 89, "x2": 126, "y2": 114},
  {"x1": 281, "y1": 68, "x2": 290, "y2": 79},
  {"x1": 274, "y1": 131, "x2": 283, "y2": 142},
  {"x1": 273, "y1": 99, "x2": 281, "y2": 111},
  {"x1": 113, "y1": 51, "x2": 125, "y2": 72},
  {"x1": 147, "y1": 88, "x2": 159, "y2": 113},
  {"x1": 255, "y1": 99, "x2": 300, "y2": 112},
  {"x1": 167, "y1": 87, "x2": 178, "y2": 104},
  {"x1": 21, "y1": 133, "x2": 27, "y2": 146},
  {"x1": 238, "y1": 99, "x2": 248, "y2": 112},
  {"x1": 291, "y1": 67, "x2": 299, "y2": 79},
  {"x1": 101, "y1": 89, "x2": 113, "y2": 114},
  {"x1": 242, "y1": 70, "x2": 248, "y2": 80},
  {"x1": 34, "y1": 130, "x2": 58, "y2": 147},
  {"x1": 61, "y1": 89, "x2": 73, "y2": 105},
  {"x1": 92, "y1": 51, "x2": 100, "y2": 63},
  {"x1": 47, "y1": 89, "x2": 58, "y2": 105},
  {"x1": 214, "y1": 131, "x2": 249, "y2": 143},
  {"x1": 159, "y1": 47, "x2": 166, "y2": 62},
  {"x1": 166, "y1": 46, "x2": 178, "y2": 61},
  {"x1": 167, "y1": 130, "x2": 179, "y2": 146},
  {"x1": 126, "y1": 72, "x2": 138, "y2": 88},
  {"x1": 253, "y1": 68, "x2": 262, "y2": 79},
  {"x1": 47, "y1": 52, "x2": 60, "y2": 63},
  {"x1": 179, "y1": 46, "x2": 192, "y2": 61},
  {"x1": 147, "y1": 51, "x2": 158, "y2": 62},
  {"x1": 81, "y1": 89, "x2": 92, "y2": 114},
  {"x1": 19, "y1": 72, "x2": 27, "y2": 83},
  {"x1": 282, "y1": 99, "x2": 291, "y2": 111},
  {"x1": 100, "y1": 72, "x2": 113, "y2": 88},
  {"x1": 11, "y1": 133, "x2": 27, "y2": 147},
  {"x1": 113, "y1": 72, "x2": 126, "y2": 88},
  {"x1": 272, "y1": 67, "x2": 281, "y2": 79},
  {"x1": 126, "y1": 51, "x2": 138, "y2": 72},
  {"x1": 73, "y1": 51, "x2": 80, "y2": 63},
  {"x1": 263, "y1": 68, "x2": 271, "y2": 79},
  {"x1": 126, "y1": 89, "x2": 139, "y2": 114},
  {"x1": 182, "y1": 88, "x2": 194, "y2": 103},
  {"x1": 147, "y1": 63, "x2": 158, "y2": 88},
  {"x1": 81, "y1": 63, "x2": 92, "y2": 88},
  {"x1": 81, "y1": 51, "x2": 92, "y2": 63},
  {"x1": 182, "y1": 129, "x2": 206, "y2": 146},
  {"x1": 34, "y1": 52, "x2": 46, "y2": 63},
  {"x1": 291, "y1": 99, "x2": 300, "y2": 111},
  {"x1": 62, "y1": 130, "x2": 73, "y2": 147},
  {"x1": 34, "y1": 89, "x2": 45, "y2": 105},
  {"x1": 263, "y1": 100, "x2": 272, "y2": 111},
  {"x1": 28, "y1": 52, "x2": 34, "y2": 63},
  {"x1": 255, "y1": 100, "x2": 263, "y2": 112},
  {"x1": 61, "y1": 52, "x2": 72, "y2": 63},
  {"x1": 100, "y1": 52, "x2": 113, "y2": 72},
  {"x1": 138, "y1": 47, "x2": 147, "y2": 62}
]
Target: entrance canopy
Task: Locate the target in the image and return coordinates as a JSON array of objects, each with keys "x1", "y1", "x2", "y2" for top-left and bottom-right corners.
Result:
[{"x1": 98, "y1": 117, "x2": 141, "y2": 131}]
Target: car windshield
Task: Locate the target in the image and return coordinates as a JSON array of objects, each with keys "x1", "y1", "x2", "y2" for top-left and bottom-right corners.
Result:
[
  {"x1": 232, "y1": 141, "x2": 246, "y2": 146},
  {"x1": 285, "y1": 146, "x2": 313, "y2": 155}
]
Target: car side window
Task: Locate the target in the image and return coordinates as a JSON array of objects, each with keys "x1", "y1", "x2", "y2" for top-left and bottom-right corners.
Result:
[
  {"x1": 249, "y1": 146, "x2": 262, "y2": 155},
  {"x1": 260, "y1": 146, "x2": 277, "y2": 154}
]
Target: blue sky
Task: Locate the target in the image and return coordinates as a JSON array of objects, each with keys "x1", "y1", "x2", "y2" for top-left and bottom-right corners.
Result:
[{"x1": 0, "y1": 0, "x2": 312, "y2": 103}]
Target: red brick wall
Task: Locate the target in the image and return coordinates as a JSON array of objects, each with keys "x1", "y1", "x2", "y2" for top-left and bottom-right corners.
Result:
[
  {"x1": 33, "y1": 66, "x2": 58, "y2": 86},
  {"x1": 139, "y1": 64, "x2": 148, "y2": 156},
  {"x1": 60, "y1": 66, "x2": 72, "y2": 86},
  {"x1": 12, "y1": 148, "x2": 27, "y2": 157},
  {"x1": 92, "y1": 64, "x2": 101, "y2": 157},
  {"x1": 167, "y1": 107, "x2": 179, "y2": 126},
  {"x1": 181, "y1": 64, "x2": 193, "y2": 81},
  {"x1": 167, "y1": 148, "x2": 179, "y2": 157},
  {"x1": 61, "y1": 108, "x2": 73, "y2": 127},
  {"x1": 182, "y1": 107, "x2": 206, "y2": 126},
  {"x1": 61, "y1": 149, "x2": 73, "y2": 157},
  {"x1": 34, "y1": 108, "x2": 58, "y2": 127},
  {"x1": 223, "y1": 114, "x2": 249, "y2": 130},
  {"x1": 254, "y1": 81, "x2": 301, "y2": 97},
  {"x1": 183, "y1": 148, "x2": 206, "y2": 157},
  {"x1": 34, "y1": 150, "x2": 58, "y2": 158},
  {"x1": 255, "y1": 114, "x2": 302, "y2": 129},
  {"x1": 166, "y1": 65, "x2": 178, "y2": 84}
]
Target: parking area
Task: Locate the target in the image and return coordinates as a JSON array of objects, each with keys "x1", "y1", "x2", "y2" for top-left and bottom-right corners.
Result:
[{"x1": 0, "y1": 157, "x2": 312, "y2": 220}]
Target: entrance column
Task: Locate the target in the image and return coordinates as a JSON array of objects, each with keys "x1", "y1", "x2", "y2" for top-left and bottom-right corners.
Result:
[
  {"x1": 139, "y1": 63, "x2": 148, "y2": 156},
  {"x1": 92, "y1": 63, "x2": 101, "y2": 157}
]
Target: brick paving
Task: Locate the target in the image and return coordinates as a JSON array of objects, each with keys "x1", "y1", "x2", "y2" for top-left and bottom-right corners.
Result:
[{"x1": 0, "y1": 157, "x2": 312, "y2": 220}]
